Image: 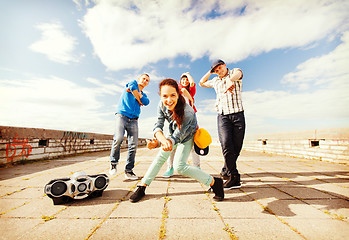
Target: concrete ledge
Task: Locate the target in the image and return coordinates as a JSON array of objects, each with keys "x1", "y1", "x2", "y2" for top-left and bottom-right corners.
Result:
[
  {"x1": 242, "y1": 128, "x2": 349, "y2": 164},
  {"x1": 0, "y1": 126, "x2": 146, "y2": 166}
]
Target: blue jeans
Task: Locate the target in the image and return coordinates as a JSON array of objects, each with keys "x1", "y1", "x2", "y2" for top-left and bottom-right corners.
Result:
[
  {"x1": 217, "y1": 111, "x2": 245, "y2": 176},
  {"x1": 110, "y1": 113, "x2": 138, "y2": 172},
  {"x1": 141, "y1": 138, "x2": 213, "y2": 186}
]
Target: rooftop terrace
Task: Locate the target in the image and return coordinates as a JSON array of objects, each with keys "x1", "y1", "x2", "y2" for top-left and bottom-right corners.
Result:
[{"x1": 0, "y1": 146, "x2": 348, "y2": 239}]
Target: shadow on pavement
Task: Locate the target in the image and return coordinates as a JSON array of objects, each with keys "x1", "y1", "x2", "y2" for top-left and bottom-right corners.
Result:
[{"x1": 223, "y1": 171, "x2": 349, "y2": 218}]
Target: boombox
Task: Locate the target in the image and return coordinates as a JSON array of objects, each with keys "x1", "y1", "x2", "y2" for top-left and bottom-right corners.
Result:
[{"x1": 44, "y1": 171, "x2": 109, "y2": 205}]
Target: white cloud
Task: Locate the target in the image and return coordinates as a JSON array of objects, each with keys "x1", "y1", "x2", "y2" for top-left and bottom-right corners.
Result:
[
  {"x1": 195, "y1": 30, "x2": 349, "y2": 135},
  {"x1": 86, "y1": 77, "x2": 124, "y2": 95},
  {"x1": 79, "y1": 0, "x2": 349, "y2": 71},
  {"x1": 4, "y1": 0, "x2": 348, "y2": 139},
  {"x1": 72, "y1": 0, "x2": 91, "y2": 10},
  {"x1": 195, "y1": 86, "x2": 349, "y2": 137},
  {"x1": 0, "y1": 76, "x2": 114, "y2": 134},
  {"x1": 30, "y1": 22, "x2": 80, "y2": 64},
  {"x1": 282, "y1": 31, "x2": 349, "y2": 90}
]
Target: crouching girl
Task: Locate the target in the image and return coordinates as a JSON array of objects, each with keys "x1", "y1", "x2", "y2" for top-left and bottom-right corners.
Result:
[{"x1": 129, "y1": 79, "x2": 224, "y2": 202}]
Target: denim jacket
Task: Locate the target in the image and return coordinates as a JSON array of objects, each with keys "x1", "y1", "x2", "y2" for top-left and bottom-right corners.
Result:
[{"x1": 153, "y1": 101, "x2": 198, "y2": 145}]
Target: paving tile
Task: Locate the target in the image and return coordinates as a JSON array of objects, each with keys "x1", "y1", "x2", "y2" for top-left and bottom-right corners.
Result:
[
  {"x1": 225, "y1": 218, "x2": 304, "y2": 240},
  {"x1": 217, "y1": 199, "x2": 276, "y2": 219},
  {"x1": 303, "y1": 198, "x2": 349, "y2": 221},
  {"x1": 239, "y1": 187, "x2": 295, "y2": 200},
  {"x1": 166, "y1": 218, "x2": 230, "y2": 240},
  {"x1": 110, "y1": 198, "x2": 164, "y2": 218},
  {"x1": 22, "y1": 218, "x2": 99, "y2": 240},
  {"x1": 0, "y1": 147, "x2": 348, "y2": 240},
  {"x1": 2, "y1": 197, "x2": 65, "y2": 218},
  {"x1": 259, "y1": 199, "x2": 331, "y2": 219},
  {"x1": 0, "y1": 198, "x2": 29, "y2": 215},
  {"x1": 167, "y1": 198, "x2": 217, "y2": 219},
  {"x1": 90, "y1": 218, "x2": 161, "y2": 239},
  {"x1": 285, "y1": 218, "x2": 349, "y2": 240},
  {"x1": 55, "y1": 199, "x2": 117, "y2": 219},
  {"x1": 277, "y1": 186, "x2": 336, "y2": 199},
  {"x1": 0, "y1": 218, "x2": 43, "y2": 240}
]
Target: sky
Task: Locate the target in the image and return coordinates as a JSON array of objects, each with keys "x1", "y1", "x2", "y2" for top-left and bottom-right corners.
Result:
[{"x1": 1, "y1": 0, "x2": 349, "y2": 139}]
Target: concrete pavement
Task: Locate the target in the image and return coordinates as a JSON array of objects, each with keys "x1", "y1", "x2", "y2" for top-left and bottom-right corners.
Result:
[{"x1": 0, "y1": 146, "x2": 348, "y2": 239}]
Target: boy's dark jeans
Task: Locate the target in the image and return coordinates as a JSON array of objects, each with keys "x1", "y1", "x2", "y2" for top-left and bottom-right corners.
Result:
[{"x1": 217, "y1": 111, "x2": 245, "y2": 176}]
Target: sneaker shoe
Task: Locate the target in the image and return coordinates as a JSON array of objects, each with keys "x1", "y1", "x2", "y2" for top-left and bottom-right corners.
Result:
[
  {"x1": 162, "y1": 167, "x2": 174, "y2": 178},
  {"x1": 223, "y1": 174, "x2": 241, "y2": 189},
  {"x1": 125, "y1": 171, "x2": 138, "y2": 180},
  {"x1": 130, "y1": 186, "x2": 146, "y2": 203},
  {"x1": 211, "y1": 177, "x2": 224, "y2": 201},
  {"x1": 109, "y1": 164, "x2": 117, "y2": 176}
]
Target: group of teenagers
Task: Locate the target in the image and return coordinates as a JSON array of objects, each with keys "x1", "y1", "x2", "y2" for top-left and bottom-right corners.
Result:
[{"x1": 109, "y1": 59, "x2": 246, "y2": 202}]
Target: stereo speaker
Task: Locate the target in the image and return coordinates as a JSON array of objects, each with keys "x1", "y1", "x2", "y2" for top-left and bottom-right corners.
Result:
[{"x1": 44, "y1": 171, "x2": 109, "y2": 205}]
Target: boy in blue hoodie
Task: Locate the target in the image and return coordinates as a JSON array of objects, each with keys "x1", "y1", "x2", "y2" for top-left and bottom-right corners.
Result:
[{"x1": 109, "y1": 74, "x2": 150, "y2": 180}]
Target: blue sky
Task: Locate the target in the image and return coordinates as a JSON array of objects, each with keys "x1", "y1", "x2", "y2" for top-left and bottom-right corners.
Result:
[{"x1": 1, "y1": 0, "x2": 348, "y2": 139}]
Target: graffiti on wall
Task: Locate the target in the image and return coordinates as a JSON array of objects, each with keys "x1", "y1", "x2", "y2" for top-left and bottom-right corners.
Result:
[
  {"x1": 6, "y1": 134, "x2": 32, "y2": 162},
  {"x1": 60, "y1": 131, "x2": 90, "y2": 153},
  {"x1": 62, "y1": 131, "x2": 89, "y2": 139}
]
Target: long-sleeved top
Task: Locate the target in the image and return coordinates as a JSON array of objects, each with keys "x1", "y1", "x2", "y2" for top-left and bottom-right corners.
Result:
[{"x1": 116, "y1": 80, "x2": 150, "y2": 119}]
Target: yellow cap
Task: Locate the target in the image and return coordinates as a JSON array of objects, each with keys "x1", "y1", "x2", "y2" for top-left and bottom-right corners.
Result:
[{"x1": 194, "y1": 128, "x2": 212, "y2": 149}]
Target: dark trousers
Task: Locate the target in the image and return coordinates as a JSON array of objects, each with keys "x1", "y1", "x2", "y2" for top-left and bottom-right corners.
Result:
[{"x1": 217, "y1": 111, "x2": 245, "y2": 176}]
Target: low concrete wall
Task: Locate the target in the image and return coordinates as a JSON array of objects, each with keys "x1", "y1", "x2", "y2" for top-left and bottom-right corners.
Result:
[
  {"x1": 242, "y1": 128, "x2": 349, "y2": 163},
  {"x1": 3, "y1": 126, "x2": 347, "y2": 165},
  {"x1": 0, "y1": 126, "x2": 146, "y2": 166}
]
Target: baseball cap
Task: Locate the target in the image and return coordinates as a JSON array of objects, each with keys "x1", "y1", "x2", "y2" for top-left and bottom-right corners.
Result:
[
  {"x1": 210, "y1": 59, "x2": 225, "y2": 73},
  {"x1": 194, "y1": 128, "x2": 212, "y2": 156}
]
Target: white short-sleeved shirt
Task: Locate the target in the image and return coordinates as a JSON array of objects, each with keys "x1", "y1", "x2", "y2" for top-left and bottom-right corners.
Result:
[{"x1": 205, "y1": 68, "x2": 244, "y2": 115}]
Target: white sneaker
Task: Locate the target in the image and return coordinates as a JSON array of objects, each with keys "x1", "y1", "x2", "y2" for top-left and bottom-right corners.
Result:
[
  {"x1": 109, "y1": 164, "x2": 117, "y2": 176},
  {"x1": 125, "y1": 171, "x2": 138, "y2": 180}
]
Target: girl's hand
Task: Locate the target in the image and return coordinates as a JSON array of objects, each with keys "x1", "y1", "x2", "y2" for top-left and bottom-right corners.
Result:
[
  {"x1": 146, "y1": 139, "x2": 159, "y2": 149},
  {"x1": 161, "y1": 139, "x2": 173, "y2": 151}
]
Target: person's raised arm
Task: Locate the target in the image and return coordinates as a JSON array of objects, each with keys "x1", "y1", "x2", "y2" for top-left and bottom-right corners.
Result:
[
  {"x1": 185, "y1": 72, "x2": 195, "y2": 87},
  {"x1": 224, "y1": 69, "x2": 243, "y2": 94},
  {"x1": 127, "y1": 88, "x2": 144, "y2": 106},
  {"x1": 199, "y1": 69, "x2": 212, "y2": 88},
  {"x1": 230, "y1": 69, "x2": 243, "y2": 82},
  {"x1": 132, "y1": 89, "x2": 144, "y2": 105}
]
